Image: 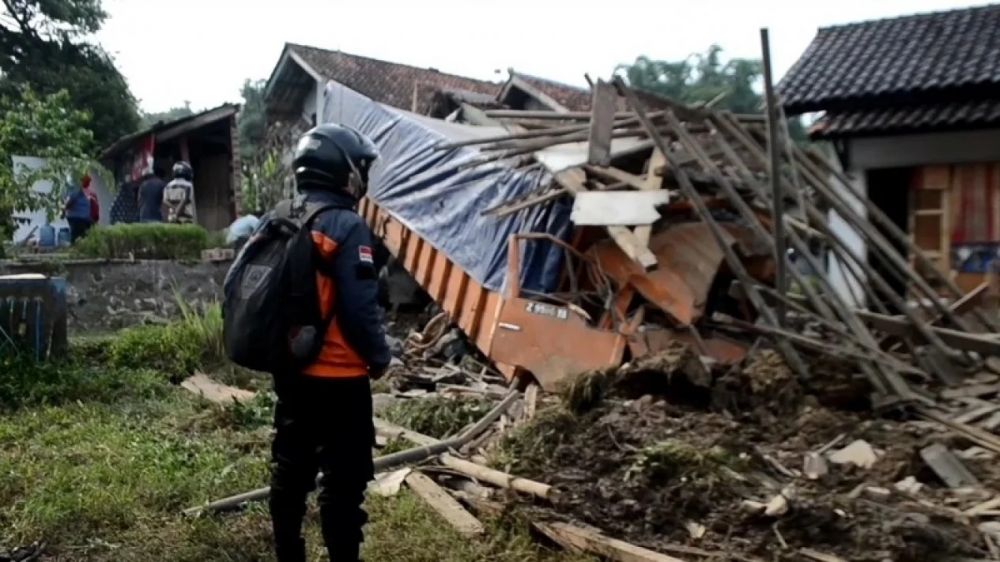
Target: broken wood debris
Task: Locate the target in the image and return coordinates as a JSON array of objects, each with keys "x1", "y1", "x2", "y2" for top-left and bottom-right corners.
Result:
[
  {"x1": 533, "y1": 521, "x2": 689, "y2": 562},
  {"x1": 404, "y1": 471, "x2": 485, "y2": 536}
]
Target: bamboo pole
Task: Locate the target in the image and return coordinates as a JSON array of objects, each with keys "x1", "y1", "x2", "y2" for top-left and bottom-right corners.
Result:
[{"x1": 439, "y1": 454, "x2": 553, "y2": 499}]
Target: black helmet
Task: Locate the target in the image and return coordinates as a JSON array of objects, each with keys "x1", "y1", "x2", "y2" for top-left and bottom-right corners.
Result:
[
  {"x1": 172, "y1": 161, "x2": 193, "y2": 180},
  {"x1": 293, "y1": 124, "x2": 378, "y2": 200}
]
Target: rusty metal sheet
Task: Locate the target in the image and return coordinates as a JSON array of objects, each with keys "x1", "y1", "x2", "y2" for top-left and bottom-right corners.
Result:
[
  {"x1": 628, "y1": 328, "x2": 748, "y2": 366},
  {"x1": 491, "y1": 297, "x2": 627, "y2": 391},
  {"x1": 589, "y1": 222, "x2": 760, "y2": 326}
]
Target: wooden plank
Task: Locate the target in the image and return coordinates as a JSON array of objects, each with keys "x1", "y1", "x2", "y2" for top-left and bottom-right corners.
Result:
[
  {"x1": 953, "y1": 403, "x2": 1000, "y2": 425},
  {"x1": 554, "y1": 168, "x2": 657, "y2": 269},
  {"x1": 440, "y1": 454, "x2": 552, "y2": 499},
  {"x1": 405, "y1": 472, "x2": 484, "y2": 536},
  {"x1": 635, "y1": 149, "x2": 667, "y2": 246},
  {"x1": 587, "y1": 80, "x2": 617, "y2": 166},
  {"x1": 373, "y1": 418, "x2": 438, "y2": 447},
  {"x1": 941, "y1": 384, "x2": 1000, "y2": 401},
  {"x1": 533, "y1": 521, "x2": 688, "y2": 562},
  {"x1": 584, "y1": 165, "x2": 649, "y2": 191},
  {"x1": 856, "y1": 309, "x2": 1000, "y2": 356},
  {"x1": 571, "y1": 191, "x2": 670, "y2": 226},
  {"x1": 181, "y1": 373, "x2": 256, "y2": 405},
  {"x1": 920, "y1": 443, "x2": 981, "y2": 488}
]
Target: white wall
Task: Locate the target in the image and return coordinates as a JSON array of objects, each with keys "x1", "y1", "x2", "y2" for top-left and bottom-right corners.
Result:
[
  {"x1": 826, "y1": 171, "x2": 868, "y2": 307},
  {"x1": 848, "y1": 128, "x2": 1000, "y2": 170},
  {"x1": 9, "y1": 156, "x2": 112, "y2": 244}
]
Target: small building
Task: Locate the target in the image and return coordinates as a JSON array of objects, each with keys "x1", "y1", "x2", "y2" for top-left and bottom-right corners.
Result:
[
  {"x1": 99, "y1": 104, "x2": 241, "y2": 231},
  {"x1": 779, "y1": 4, "x2": 1000, "y2": 294}
]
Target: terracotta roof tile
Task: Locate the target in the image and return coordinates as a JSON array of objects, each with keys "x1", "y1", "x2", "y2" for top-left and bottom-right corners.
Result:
[{"x1": 289, "y1": 44, "x2": 500, "y2": 113}]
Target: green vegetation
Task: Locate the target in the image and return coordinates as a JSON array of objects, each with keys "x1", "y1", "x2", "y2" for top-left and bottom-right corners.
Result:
[
  {"x1": 0, "y1": 0, "x2": 141, "y2": 147},
  {"x1": 381, "y1": 396, "x2": 493, "y2": 439},
  {"x1": 72, "y1": 223, "x2": 212, "y2": 260},
  {"x1": 107, "y1": 302, "x2": 224, "y2": 380},
  {"x1": 0, "y1": 88, "x2": 104, "y2": 243},
  {"x1": 0, "y1": 303, "x2": 590, "y2": 560}
]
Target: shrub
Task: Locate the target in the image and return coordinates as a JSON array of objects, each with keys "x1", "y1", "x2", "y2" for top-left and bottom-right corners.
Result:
[
  {"x1": 0, "y1": 354, "x2": 167, "y2": 411},
  {"x1": 107, "y1": 302, "x2": 224, "y2": 380},
  {"x1": 73, "y1": 223, "x2": 210, "y2": 260}
]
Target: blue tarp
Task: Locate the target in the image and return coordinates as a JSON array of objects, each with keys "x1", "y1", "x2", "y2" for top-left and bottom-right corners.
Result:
[{"x1": 320, "y1": 82, "x2": 570, "y2": 293}]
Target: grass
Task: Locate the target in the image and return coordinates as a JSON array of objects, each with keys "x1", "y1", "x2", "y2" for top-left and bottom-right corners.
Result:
[
  {"x1": 72, "y1": 223, "x2": 211, "y2": 260},
  {"x1": 0, "y1": 302, "x2": 592, "y2": 560},
  {"x1": 380, "y1": 396, "x2": 493, "y2": 439},
  {"x1": 106, "y1": 301, "x2": 225, "y2": 381},
  {"x1": 0, "y1": 386, "x2": 591, "y2": 561}
]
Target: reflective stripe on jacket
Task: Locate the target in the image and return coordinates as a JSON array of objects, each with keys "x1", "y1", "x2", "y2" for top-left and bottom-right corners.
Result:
[{"x1": 299, "y1": 190, "x2": 391, "y2": 378}]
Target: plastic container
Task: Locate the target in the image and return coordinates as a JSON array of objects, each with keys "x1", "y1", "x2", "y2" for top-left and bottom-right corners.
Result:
[
  {"x1": 37, "y1": 225, "x2": 56, "y2": 248},
  {"x1": 57, "y1": 227, "x2": 71, "y2": 246}
]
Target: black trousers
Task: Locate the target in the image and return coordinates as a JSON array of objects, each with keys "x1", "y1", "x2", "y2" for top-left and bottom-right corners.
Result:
[
  {"x1": 67, "y1": 218, "x2": 92, "y2": 243},
  {"x1": 270, "y1": 375, "x2": 375, "y2": 562}
]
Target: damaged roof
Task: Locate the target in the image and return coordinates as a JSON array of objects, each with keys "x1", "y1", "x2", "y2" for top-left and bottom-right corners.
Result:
[
  {"x1": 507, "y1": 72, "x2": 592, "y2": 111},
  {"x1": 282, "y1": 43, "x2": 499, "y2": 113},
  {"x1": 100, "y1": 104, "x2": 239, "y2": 160},
  {"x1": 779, "y1": 4, "x2": 1000, "y2": 114}
]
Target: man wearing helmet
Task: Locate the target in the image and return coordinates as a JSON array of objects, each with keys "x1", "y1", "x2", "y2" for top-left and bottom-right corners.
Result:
[
  {"x1": 267, "y1": 124, "x2": 390, "y2": 562},
  {"x1": 163, "y1": 161, "x2": 195, "y2": 224}
]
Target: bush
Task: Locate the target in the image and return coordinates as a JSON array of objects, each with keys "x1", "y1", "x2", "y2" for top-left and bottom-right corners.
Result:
[
  {"x1": 0, "y1": 354, "x2": 167, "y2": 411},
  {"x1": 107, "y1": 302, "x2": 224, "y2": 380},
  {"x1": 73, "y1": 223, "x2": 210, "y2": 260}
]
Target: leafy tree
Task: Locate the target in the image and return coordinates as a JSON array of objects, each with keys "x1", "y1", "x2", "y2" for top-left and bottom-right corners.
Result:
[
  {"x1": 140, "y1": 102, "x2": 195, "y2": 129},
  {"x1": 616, "y1": 45, "x2": 763, "y2": 113},
  {"x1": 617, "y1": 45, "x2": 806, "y2": 140},
  {"x1": 0, "y1": 87, "x2": 107, "y2": 242},
  {"x1": 238, "y1": 79, "x2": 266, "y2": 160},
  {"x1": 0, "y1": 0, "x2": 140, "y2": 147}
]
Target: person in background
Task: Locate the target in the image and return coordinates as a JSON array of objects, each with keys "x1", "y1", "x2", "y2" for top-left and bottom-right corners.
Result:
[
  {"x1": 224, "y1": 211, "x2": 261, "y2": 250},
  {"x1": 137, "y1": 167, "x2": 167, "y2": 223},
  {"x1": 82, "y1": 174, "x2": 100, "y2": 225},
  {"x1": 110, "y1": 179, "x2": 140, "y2": 224},
  {"x1": 63, "y1": 177, "x2": 93, "y2": 243},
  {"x1": 163, "y1": 161, "x2": 195, "y2": 224}
]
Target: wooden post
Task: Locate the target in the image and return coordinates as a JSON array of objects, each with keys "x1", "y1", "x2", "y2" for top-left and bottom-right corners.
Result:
[
  {"x1": 761, "y1": 28, "x2": 787, "y2": 327},
  {"x1": 588, "y1": 79, "x2": 617, "y2": 167}
]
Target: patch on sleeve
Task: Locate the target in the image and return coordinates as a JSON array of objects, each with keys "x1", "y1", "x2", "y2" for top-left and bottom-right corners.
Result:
[{"x1": 358, "y1": 245, "x2": 374, "y2": 264}]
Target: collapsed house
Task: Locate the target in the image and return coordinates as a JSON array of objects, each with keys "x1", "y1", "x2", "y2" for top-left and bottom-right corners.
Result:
[
  {"x1": 188, "y1": 36, "x2": 1000, "y2": 560},
  {"x1": 259, "y1": 42, "x2": 1000, "y2": 400}
]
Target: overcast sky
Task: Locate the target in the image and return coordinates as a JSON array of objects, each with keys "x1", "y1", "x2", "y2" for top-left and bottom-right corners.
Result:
[{"x1": 96, "y1": 0, "x2": 996, "y2": 114}]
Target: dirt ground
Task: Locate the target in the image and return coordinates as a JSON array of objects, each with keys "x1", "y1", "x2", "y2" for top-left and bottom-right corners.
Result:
[{"x1": 504, "y1": 347, "x2": 1000, "y2": 562}]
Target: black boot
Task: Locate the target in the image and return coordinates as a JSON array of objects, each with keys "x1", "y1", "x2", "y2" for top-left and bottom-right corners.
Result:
[{"x1": 273, "y1": 536, "x2": 307, "y2": 562}]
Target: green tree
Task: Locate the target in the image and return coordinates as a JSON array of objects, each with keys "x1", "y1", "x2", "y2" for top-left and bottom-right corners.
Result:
[
  {"x1": 617, "y1": 45, "x2": 806, "y2": 140},
  {"x1": 140, "y1": 101, "x2": 196, "y2": 129},
  {"x1": 238, "y1": 79, "x2": 266, "y2": 160},
  {"x1": 0, "y1": 0, "x2": 140, "y2": 148},
  {"x1": 616, "y1": 45, "x2": 763, "y2": 113},
  {"x1": 0, "y1": 88, "x2": 106, "y2": 242}
]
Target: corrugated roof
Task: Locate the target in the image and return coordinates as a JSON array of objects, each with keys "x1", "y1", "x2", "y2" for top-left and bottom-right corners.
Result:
[
  {"x1": 810, "y1": 98, "x2": 1000, "y2": 138},
  {"x1": 779, "y1": 3, "x2": 1000, "y2": 113}
]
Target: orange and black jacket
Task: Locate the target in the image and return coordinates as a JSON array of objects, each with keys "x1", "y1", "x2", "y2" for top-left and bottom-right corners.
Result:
[{"x1": 300, "y1": 189, "x2": 391, "y2": 379}]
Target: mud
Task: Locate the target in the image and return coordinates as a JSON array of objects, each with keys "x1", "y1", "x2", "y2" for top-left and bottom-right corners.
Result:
[{"x1": 506, "y1": 348, "x2": 996, "y2": 561}]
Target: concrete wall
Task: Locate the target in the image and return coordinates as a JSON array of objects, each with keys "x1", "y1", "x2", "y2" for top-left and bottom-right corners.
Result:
[
  {"x1": 0, "y1": 260, "x2": 230, "y2": 334},
  {"x1": 848, "y1": 128, "x2": 1000, "y2": 170}
]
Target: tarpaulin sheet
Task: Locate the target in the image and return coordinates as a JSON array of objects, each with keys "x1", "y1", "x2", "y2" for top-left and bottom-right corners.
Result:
[{"x1": 321, "y1": 82, "x2": 569, "y2": 293}]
